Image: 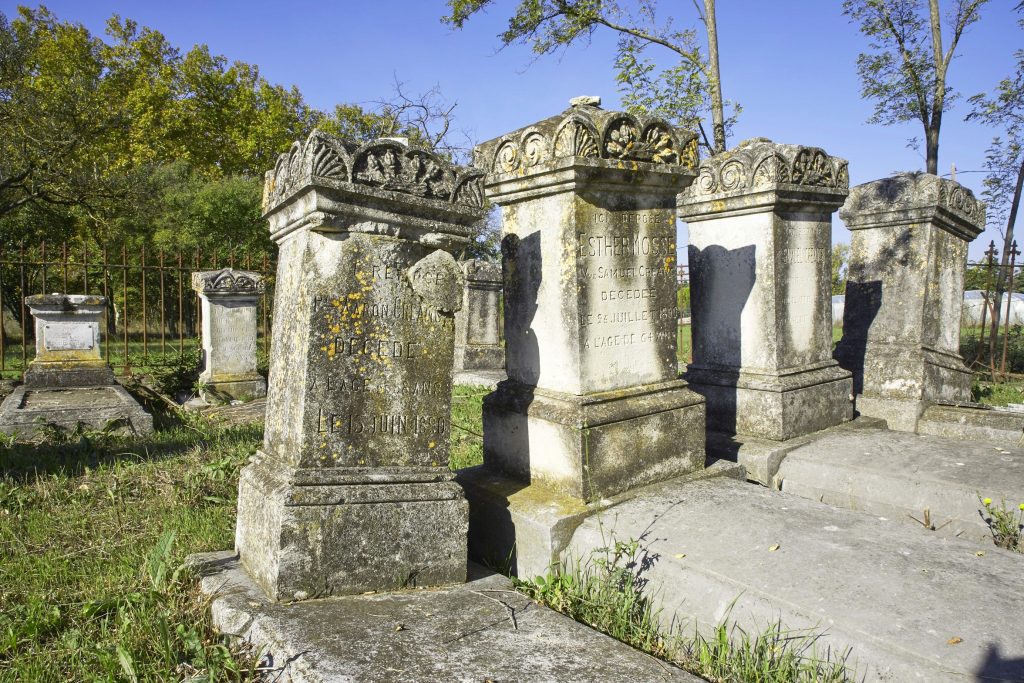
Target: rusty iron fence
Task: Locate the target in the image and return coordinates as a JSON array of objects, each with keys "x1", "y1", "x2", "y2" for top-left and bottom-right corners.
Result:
[
  {"x1": 0, "y1": 241, "x2": 275, "y2": 377},
  {"x1": 963, "y1": 240, "x2": 1024, "y2": 379}
]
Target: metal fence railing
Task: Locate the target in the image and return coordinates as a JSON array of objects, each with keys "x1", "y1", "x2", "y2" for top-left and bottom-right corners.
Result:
[
  {"x1": 962, "y1": 240, "x2": 1024, "y2": 379},
  {"x1": 0, "y1": 241, "x2": 275, "y2": 377}
]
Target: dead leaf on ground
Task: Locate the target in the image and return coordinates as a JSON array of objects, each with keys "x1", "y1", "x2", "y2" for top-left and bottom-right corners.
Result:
[{"x1": 948, "y1": 637, "x2": 963, "y2": 645}]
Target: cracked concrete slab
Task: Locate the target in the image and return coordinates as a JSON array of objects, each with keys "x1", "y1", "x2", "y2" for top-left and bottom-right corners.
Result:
[
  {"x1": 190, "y1": 552, "x2": 702, "y2": 683},
  {"x1": 568, "y1": 477, "x2": 1024, "y2": 683}
]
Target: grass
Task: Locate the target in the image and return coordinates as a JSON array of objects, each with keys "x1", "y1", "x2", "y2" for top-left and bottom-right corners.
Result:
[
  {"x1": 0, "y1": 413, "x2": 263, "y2": 681},
  {"x1": 515, "y1": 536, "x2": 855, "y2": 683},
  {"x1": 449, "y1": 385, "x2": 486, "y2": 471}
]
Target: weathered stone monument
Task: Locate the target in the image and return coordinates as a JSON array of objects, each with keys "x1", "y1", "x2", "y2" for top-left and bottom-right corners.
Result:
[
  {"x1": 456, "y1": 98, "x2": 706, "y2": 575},
  {"x1": 0, "y1": 294, "x2": 152, "y2": 436},
  {"x1": 234, "y1": 131, "x2": 485, "y2": 600},
  {"x1": 835, "y1": 173, "x2": 985, "y2": 432},
  {"x1": 453, "y1": 259, "x2": 504, "y2": 373},
  {"x1": 474, "y1": 98, "x2": 705, "y2": 502},
  {"x1": 679, "y1": 138, "x2": 852, "y2": 481},
  {"x1": 191, "y1": 268, "x2": 267, "y2": 402}
]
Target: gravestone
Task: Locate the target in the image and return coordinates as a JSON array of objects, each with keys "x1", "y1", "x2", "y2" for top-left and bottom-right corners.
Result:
[
  {"x1": 0, "y1": 294, "x2": 152, "y2": 436},
  {"x1": 192, "y1": 269, "x2": 267, "y2": 402},
  {"x1": 835, "y1": 173, "x2": 985, "y2": 431},
  {"x1": 473, "y1": 98, "x2": 705, "y2": 502},
  {"x1": 234, "y1": 131, "x2": 486, "y2": 600},
  {"x1": 679, "y1": 138, "x2": 853, "y2": 448},
  {"x1": 453, "y1": 259, "x2": 504, "y2": 372}
]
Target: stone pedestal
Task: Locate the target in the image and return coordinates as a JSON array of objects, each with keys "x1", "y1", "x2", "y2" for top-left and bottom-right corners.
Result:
[
  {"x1": 22, "y1": 294, "x2": 114, "y2": 387},
  {"x1": 0, "y1": 294, "x2": 151, "y2": 436},
  {"x1": 234, "y1": 131, "x2": 486, "y2": 600},
  {"x1": 679, "y1": 138, "x2": 853, "y2": 442},
  {"x1": 192, "y1": 269, "x2": 267, "y2": 402},
  {"x1": 453, "y1": 259, "x2": 504, "y2": 371},
  {"x1": 835, "y1": 173, "x2": 985, "y2": 432},
  {"x1": 474, "y1": 99, "x2": 705, "y2": 503}
]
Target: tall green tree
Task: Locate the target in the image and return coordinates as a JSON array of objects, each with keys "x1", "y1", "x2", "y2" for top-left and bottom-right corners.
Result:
[
  {"x1": 966, "y1": 1, "x2": 1023, "y2": 365},
  {"x1": 443, "y1": 0, "x2": 738, "y2": 154},
  {"x1": 843, "y1": 0, "x2": 989, "y2": 175}
]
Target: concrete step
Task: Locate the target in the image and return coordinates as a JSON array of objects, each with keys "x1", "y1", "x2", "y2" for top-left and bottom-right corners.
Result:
[
  {"x1": 568, "y1": 477, "x2": 1024, "y2": 683},
  {"x1": 775, "y1": 426, "x2": 1024, "y2": 543},
  {"x1": 190, "y1": 552, "x2": 704, "y2": 683},
  {"x1": 917, "y1": 403, "x2": 1024, "y2": 448}
]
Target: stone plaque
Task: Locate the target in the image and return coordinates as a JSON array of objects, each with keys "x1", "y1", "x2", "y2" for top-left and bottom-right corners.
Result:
[
  {"x1": 42, "y1": 323, "x2": 94, "y2": 351},
  {"x1": 577, "y1": 209, "x2": 680, "y2": 389}
]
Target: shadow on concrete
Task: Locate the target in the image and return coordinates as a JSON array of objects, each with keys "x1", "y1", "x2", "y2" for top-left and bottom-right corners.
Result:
[
  {"x1": 686, "y1": 243, "x2": 756, "y2": 436},
  {"x1": 974, "y1": 643, "x2": 1024, "y2": 682}
]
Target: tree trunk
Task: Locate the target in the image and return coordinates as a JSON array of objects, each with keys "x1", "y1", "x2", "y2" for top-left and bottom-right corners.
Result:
[
  {"x1": 703, "y1": 0, "x2": 726, "y2": 154},
  {"x1": 986, "y1": 153, "x2": 1024, "y2": 367},
  {"x1": 926, "y1": 121, "x2": 940, "y2": 175},
  {"x1": 926, "y1": 0, "x2": 944, "y2": 176}
]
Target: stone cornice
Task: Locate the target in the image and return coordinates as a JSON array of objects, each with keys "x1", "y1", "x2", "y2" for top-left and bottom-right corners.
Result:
[
  {"x1": 25, "y1": 294, "x2": 106, "y2": 311},
  {"x1": 262, "y1": 131, "x2": 487, "y2": 221},
  {"x1": 840, "y1": 173, "x2": 985, "y2": 241},
  {"x1": 192, "y1": 269, "x2": 265, "y2": 296},
  {"x1": 679, "y1": 138, "x2": 850, "y2": 209},
  {"x1": 474, "y1": 99, "x2": 699, "y2": 181}
]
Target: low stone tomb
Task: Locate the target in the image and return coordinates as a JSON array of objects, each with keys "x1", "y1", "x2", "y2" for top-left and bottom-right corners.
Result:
[
  {"x1": 192, "y1": 268, "x2": 267, "y2": 402},
  {"x1": 0, "y1": 294, "x2": 152, "y2": 437},
  {"x1": 835, "y1": 173, "x2": 985, "y2": 432},
  {"x1": 678, "y1": 138, "x2": 853, "y2": 483},
  {"x1": 453, "y1": 259, "x2": 504, "y2": 372},
  {"x1": 461, "y1": 97, "x2": 709, "y2": 575},
  {"x1": 234, "y1": 131, "x2": 485, "y2": 600}
]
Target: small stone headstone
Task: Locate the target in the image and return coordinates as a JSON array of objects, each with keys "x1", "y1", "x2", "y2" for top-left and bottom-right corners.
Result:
[
  {"x1": 192, "y1": 269, "x2": 267, "y2": 402},
  {"x1": 0, "y1": 294, "x2": 152, "y2": 437}
]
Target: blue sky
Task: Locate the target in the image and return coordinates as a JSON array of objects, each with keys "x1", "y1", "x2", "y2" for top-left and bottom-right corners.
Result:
[{"x1": 5, "y1": 0, "x2": 1022, "y2": 260}]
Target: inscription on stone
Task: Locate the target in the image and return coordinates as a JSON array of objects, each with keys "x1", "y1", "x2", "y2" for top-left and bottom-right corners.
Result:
[
  {"x1": 42, "y1": 323, "x2": 94, "y2": 352},
  {"x1": 307, "y1": 245, "x2": 456, "y2": 468},
  {"x1": 577, "y1": 211, "x2": 677, "y2": 359}
]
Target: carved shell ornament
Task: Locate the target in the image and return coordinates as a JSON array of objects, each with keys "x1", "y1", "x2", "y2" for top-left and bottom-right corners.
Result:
[{"x1": 553, "y1": 120, "x2": 600, "y2": 159}]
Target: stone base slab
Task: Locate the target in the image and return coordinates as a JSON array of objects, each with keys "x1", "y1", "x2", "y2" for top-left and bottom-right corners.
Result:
[
  {"x1": 482, "y1": 379, "x2": 706, "y2": 501},
  {"x1": 775, "y1": 425, "x2": 1024, "y2": 544},
  {"x1": 686, "y1": 363, "x2": 853, "y2": 441},
  {"x1": 199, "y1": 374, "x2": 267, "y2": 403},
  {"x1": 569, "y1": 477, "x2": 1024, "y2": 683},
  {"x1": 23, "y1": 361, "x2": 116, "y2": 388},
  {"x1": 188, "y1": 551, "x2": 703, "y2": 682},
  {"x1": 458, "y1": 460, "x2": 745, "y2": 579},
  {"x1": 917, "y1": 403, "x2": 1024, "y2": 447},
  {"x1": 235, "y1": 456, "x2": 468, "y2": 601},
  {"x1": 0, "y1": 384, "x2": 152, "y2": 438},
  {"x1": 705, "y1": 416, "x2": 888, "y2": 486},
  {"x1": 454, "y1": 344, "x2": 505, "y2": 372}
]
